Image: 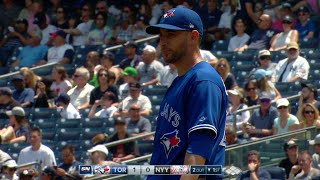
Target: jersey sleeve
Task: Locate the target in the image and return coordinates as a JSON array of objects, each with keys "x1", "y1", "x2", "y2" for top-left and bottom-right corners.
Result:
[{"x1": 186, "y1": 80, "x2": 224, "y2": 138}]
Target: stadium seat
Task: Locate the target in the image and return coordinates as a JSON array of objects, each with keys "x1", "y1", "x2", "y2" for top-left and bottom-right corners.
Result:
[
  {"x1": 263, "y1": 167, "x2": 286, "y2": 180},
  {"x1": 42, "y1": 140, "x2": 56, "y2": 151},
  {"x1": 137, "y1": 140, "x2": 154, "y2": 156},
  {"x1": 305, "y1": 49, "x2": 320, "y2": 60},
  {"x1": 105, "y1": 127, "x2": 115, "y2": 135},
  {"x1": 82, "y1": 127, "x2": 106, "y2": 140},
  {"x1": 309, "y1": 60, "x2": 320, "y2": 70},
  {"x1": 152, "y1": 105, "x2": 161, "y2": 116},
  {"x1": 150, "y1": 95, "x2": 164, "y2": 106},
  {"x1": 56, "y1": 128, "x2": 82, "y2": 141},
  {"x1": 0, "y1": 79, "x2": 8, "y2": 86},
  {"x1": 33, "y1": 66, "x2": 52, "y2": 76},
  {"x1": 81, "y1": 140, "x2": 93, "y2": 152},
  {"x1": 0, "y1": 67, "x2": 9, "y2": 75},
  {"x1": 309, "y1": 70, "x2": 320, "y2": 81},
  {"x1": 41, "y1": 129, "x2": 56, "y2": 140},
  {"x1": 32, "y1": 118, "x2": 56, "y2": 129},
  {"x1": 81, "y1": 118, "x2": 106, "y2": 128},
  {"x1": 55, "y1": 140, "x2": 82, "y2": 152},
  {"x1": 211, "y1": 40, "x2": 229, "y2": 51},
  {"x1": 143, "y1": 85, "x2": 168, "y2": 96},
  {"x1": 79, "y1": 108, "x2": 91, "y2": 118},
  {"x1": 299, "y1": 38, "x2": 319, "y2": 49},
  {"x1": 275, "y1": 83, "x2": 290, "y2": 95},
  {"x1": 214, "y1": 51, "x2": 234, "y2": 60},
  {"x1": 56, "y1": 118, "x2": 81, "y2": 128},
  {"x1": 8, "y1": 142, "x2": 29, "y2": 153},
  {"x1": 31, "y1": 108, "x2": 60, "y2": 120},
  {"x1": 233, "y1": 52, "x2": 256, "y2": 63}
]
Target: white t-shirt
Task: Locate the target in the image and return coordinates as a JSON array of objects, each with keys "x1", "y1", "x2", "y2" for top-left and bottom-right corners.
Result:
[
  {"x1": 119, "y1": 94, "x2": 152, "y2": 113},
  {"x1": 18, "y1": 144, "x2": 56, "y2": 170},
  {"x1": 158, "y1": 65, "x2": 178, "y2": 87},
  {"x1": 119, "y1": 83, "x2": 129, "y2": 101},
  {"x1": 200, "y1": 50, "x2": 217, "y2": 62},
  {"x1": 95, "y1": 106, "x2": 118, "y2": 118},
  {"x1": 228, "y1": 33, "x2": 250, "y2": 51},
  {"x1": 50, "y1": 80, "x2": 72, "y2": 94},
  {"x1": 47, "y1": 44, "x2": 73, "y2": 64},
  {"x1": 275, "y1": 56, "x2": 310, "y2": 82},
  {"x1": 60, "y1": 103, "x2": 81, "y2": 119},
  {"x1": 73, "y1": 20, "x2": 94, "y2": 46},
  {"x1": 137, "y1": 60, "x2": 164, "y2": 84},
  {"x1": 67, "y1": 83, "x2": 95, "y2": 109},
  {"x1": 40, "y1": 25, "x2": 57, "y2": 45}
]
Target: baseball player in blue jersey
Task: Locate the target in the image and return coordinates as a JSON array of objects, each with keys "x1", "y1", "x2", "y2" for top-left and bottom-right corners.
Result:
[{"x1": 145, "y1": 7, "x2": 228, "y2": 180}]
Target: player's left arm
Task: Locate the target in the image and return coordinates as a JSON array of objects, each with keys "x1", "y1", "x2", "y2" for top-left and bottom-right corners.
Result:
[{"x1": 180, "y1": 153, "x2": 206, "y2": 180}]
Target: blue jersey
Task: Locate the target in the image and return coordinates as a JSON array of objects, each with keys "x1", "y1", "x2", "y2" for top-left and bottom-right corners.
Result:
[{"x1": 147, "y1": 61, "x2": 228, "y2": 180}]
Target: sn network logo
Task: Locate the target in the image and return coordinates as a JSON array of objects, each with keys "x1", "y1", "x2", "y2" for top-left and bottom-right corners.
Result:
[{"x1": 79, "y1": 165, "x2": 92, "y2": 175}]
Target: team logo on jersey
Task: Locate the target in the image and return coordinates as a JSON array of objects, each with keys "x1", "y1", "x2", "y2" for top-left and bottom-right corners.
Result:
[
  {"x1": 160, "y1": 129, "x2": 181, "y2": 158},
  {"x1": 163, "y1": 9, "x2": 175, "y2": 19}
]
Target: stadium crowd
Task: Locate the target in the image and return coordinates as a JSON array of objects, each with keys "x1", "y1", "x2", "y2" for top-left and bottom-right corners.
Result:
[{"x1": 0, "y1": 0, "x2": 320, "y2": 179}]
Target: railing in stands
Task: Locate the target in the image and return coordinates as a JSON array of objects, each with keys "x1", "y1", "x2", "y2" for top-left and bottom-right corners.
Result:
[
  {"x1": 17, "y1": 161, "x2": 41, "y2": 176},
  {"x1": 0, "y1": 35, "x2": 159, "y2": 80}
]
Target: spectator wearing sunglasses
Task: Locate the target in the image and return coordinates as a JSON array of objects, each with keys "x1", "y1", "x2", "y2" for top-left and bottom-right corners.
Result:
[
  {"x1": 297, "y1": 103, "x2": 320, "y2": 129},
  {"x1": 242, "y1": 92, "x2": 278, "y2": 139},
  {"x1": 247, "y1": 50, "x2": 277, "y2": 82},
  {"x1": 1, "y1": 159, "x2": 18, "y2": 180},
  {"x1": 273, "y1": 98, "x2": 300, "y2": 135},
  {"x1": 298, "y1": 82, "x2": 320, "y2": 111},
  {"x1": 214, "y1": 58, "x2": 237, "y2": 90},
  {"x1": 294, "y1": 6, "x2": 315, "y2": 40},
  {"x1": 269, "y1": 15, "x2": 299, "y2": 51},
  {"x1": 244, "y1": 80, "x2": 259, "y2": 107}
]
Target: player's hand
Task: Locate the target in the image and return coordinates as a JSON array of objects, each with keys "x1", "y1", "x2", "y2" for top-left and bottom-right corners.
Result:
[
  {"x1": 113, "y1": 158, "x2": 122, "y2": 163},
  {"x1": 248, "y1": 162, "x2": 257, "y2": 172},
  {"x1": 291, "y1": 165, "x2": 301, "y2": 174},
  {"x1": 56, "y1": 168, "x2": 67, "y2": 176}
]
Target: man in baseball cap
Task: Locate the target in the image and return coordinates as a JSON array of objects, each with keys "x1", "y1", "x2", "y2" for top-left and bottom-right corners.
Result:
[{"x1": 145, "y1": 7, "x2": 228, "y2": 180}]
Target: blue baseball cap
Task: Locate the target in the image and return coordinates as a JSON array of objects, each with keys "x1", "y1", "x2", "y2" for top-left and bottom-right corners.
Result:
[
  {"x1": 146, "y1": 7, "x2": 203, "y2": 37},
  {"x1": 254, "y1": 69, "x2": 267, "y2": 81}
]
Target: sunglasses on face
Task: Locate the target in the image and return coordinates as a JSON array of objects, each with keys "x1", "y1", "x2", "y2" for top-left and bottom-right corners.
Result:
[
  {"x1": 247, "y1": 87, "x2": 256, "y2": 91},
  {"x1": 56, "y1": 10, "x2": 64, "y2": 14},
  {"x1": 218, "y1": 64, "x2": 226, "y2": 68},
  {"x1": 298, "y1": 13, "x2": 306, "y2": 16},
  {"x1": 82, "y1": 8, "x2": 89, "y2": 11},
  {"x1": 98, "y1": 73, "x2": 108, "y2": 77},
  {"x1": 260, "y1": 99, "x2": 271, "y2": 103},
  {"x1": 96, "y1": 7, "x2": 105, "y2": 10},
  {"x1": 304, "y1": 110, "x2": 315, "y2": 114},
  {"x1": 73, "y1": 74, "x2": 81, "y2": 78},
  {"x1": 282, "y1": 20, "x2": 292, "y2": 24},
  {"x1": 278, "y1": 106, "x2": 288, "y2": 109},
  {"x1": 260, "y1": 56, "x2": 270, "y2": 60}
]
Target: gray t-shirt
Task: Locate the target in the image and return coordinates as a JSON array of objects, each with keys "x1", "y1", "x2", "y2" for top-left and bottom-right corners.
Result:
[
  {"x1": 126, "y1": 117, "x2": 151, "y2": 134},
  {"x1": 249, "y1": 106, "x2": 278, "y2": 138}
]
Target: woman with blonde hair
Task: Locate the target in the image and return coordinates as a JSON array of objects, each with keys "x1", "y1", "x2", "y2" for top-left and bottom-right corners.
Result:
[
  {"x1": 254, "y1": 69, "x2": 281, "y2": 102},
  {"x1": 214, "y1": 58, "x2": 237, "y2": 90},
  {"x1": 20, "y1": 67, "x2": 41, "y2": 92},
  {"x1": 297, "y1": 103, "x2": 320, "y2": 128}
]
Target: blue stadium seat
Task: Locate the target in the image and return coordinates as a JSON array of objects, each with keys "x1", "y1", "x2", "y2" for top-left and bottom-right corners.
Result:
[
  {"x1": 33, "y1": 66, "x2": 52, "y2": 76},
  {"x1": 8, "y1": 142, "x2": 29, "y2": 153},
  {"x1": 32, "y1": 118, "x2": 56, "y2": 129},
  {"x1": 0, "y1": 67, "x2": 9, "y2": 75},
  {"x1": 150, "y1": 95, "x2": 164, "y2": 106},
  {"x1": 299, "y1": 38, "x2": 319, "y2": 49},
  {"x1": 82, "y1": 127, "x2": 106, "y2": 140},
  {"x1": 81, "y1": 118, "x2": 106, "y2": 128},
  {"x1": 309, "y1": 60, "x2": 320, "y2": 70},
  {"x1": 305, "y1": 49, "x2": 320, "y2": 60},
  {"x1": 42, "y1": 140, "x2": 56, "y2": 150},
  {"x1": 55, "y1": 140, "x2": 82, "y2": 152},
  {"x1": 81, "y1": 140, "x2": 93, "y2": 152},
  {"x1": 56, "y1": 128, "x2": 82, "y2": 141},
  {"x1": 0, "y1": 79, "x2": 8, "y2": 86},
  {"x1": 211, "y1": 40, "x2": 229, "y2": 51},
  {"x1": 275, "y1": 83, "x2": 290, "y2": 95},
  {"x1": 143, "y1": 85, "x2": 168, "y2": 96},
  {"x1": 233, "y1": 52, "x2": 256, "y2": 63},
  {"x1": 105, "y1": 127, "x2": 115, "y2": 135},
  {"x1": 137, "y1": 140, "x2": 154, "y2": 156},
  {"x1": 271, "y1": 50, "x2": 287, "y2": 63},
  {"x1": 214, "y1": 51, "x2": 234, "y2": 60},
  {"x1": 79, "y1": 108, "x2": 91, "y2": 118},
  {"x1": 41, "y1": 129, "x2": 56, "y2": 140},
  {"x1": 56, "y1": 118, "x2": 81, "y2": 128},
  {"x1": 0, "y1": 119, "x2": 9, "y2": 129},
  {"x1": 31, "y1": 108, "x2": 60, "y2": 120},
  {"x1": 152, "y1": 105, "x2": 161, "y2": 116},
  {"x1": 309, "y1": 70, "x2": 320, "y2": 81},
  {"x1": 72, "y1": 54, "x2": 86, "y2": 67}
]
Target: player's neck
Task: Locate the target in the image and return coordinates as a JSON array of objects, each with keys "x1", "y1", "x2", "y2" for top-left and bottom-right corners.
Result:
[{"x1": 176, "y1": 51, "x2": 202, "y2": 76}]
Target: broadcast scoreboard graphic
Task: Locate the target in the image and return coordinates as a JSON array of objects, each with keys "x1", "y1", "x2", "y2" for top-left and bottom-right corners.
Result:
[{"x1": 79, "y1": 165, "x2": 222, "y2": 175}]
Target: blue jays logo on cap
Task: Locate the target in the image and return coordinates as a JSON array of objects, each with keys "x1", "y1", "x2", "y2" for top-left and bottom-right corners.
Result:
[
  {"x1": 163, "y1": 9, "x2": 175, "y2": 19},
  {"x1": 146, "y1": 7, "x2": 203, "y2": 37},
  {"x1": 160, "y1": 129, "x2": 181, "y2": 158}
]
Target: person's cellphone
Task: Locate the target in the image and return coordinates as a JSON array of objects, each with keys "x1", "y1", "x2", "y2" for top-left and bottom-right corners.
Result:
[{"x1": 8, "y1": 26, "x2": 14, "y2": 32}]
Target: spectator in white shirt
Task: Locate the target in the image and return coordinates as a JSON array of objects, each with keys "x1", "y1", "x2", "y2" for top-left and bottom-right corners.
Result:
[
  {"x1": 228, "y1": 17, "x2": 250, "y2": 51},
  {"x1": 33, "y1": 12, "x2": 57, "y2": 45},
  {"x1": 55, "y1": 93, "x2": 81, "y2": 119},
  {"x1": 88, "y1": 91, "x2": 118, "y2": 118}
]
